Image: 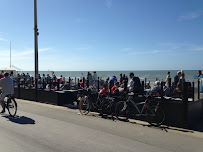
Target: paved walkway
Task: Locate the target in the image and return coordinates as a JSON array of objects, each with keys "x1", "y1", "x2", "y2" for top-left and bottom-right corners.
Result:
[{"x1": 0, "y1": 98, "x2": 203, "y2": 152}]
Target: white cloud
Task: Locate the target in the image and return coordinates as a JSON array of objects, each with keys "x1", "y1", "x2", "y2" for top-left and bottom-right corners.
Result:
[
  {"x1": 121, "y1": 48, "x2": 133, "y2": 52},
  {"x1": 74, "y1": 47, "x2": 91, "y2": 51},
  {"x1": 0, "y1": 37, "x2": 8, "y2": 41},
  {"x1": 12, "y1": 48, "x2": 50, "y2": 57},
  {"x1": 193, "y1": 47, "x2": 203, "y2": 51},
  {"x1": 129, "y1": 50, "x2": 168, "y2": 55},
  {"x1": 178, "y1": 10, "x2": 202, "y2": 21},
  {"x1": 105, "y1": 0, "x2": 113, "y2": 8}
]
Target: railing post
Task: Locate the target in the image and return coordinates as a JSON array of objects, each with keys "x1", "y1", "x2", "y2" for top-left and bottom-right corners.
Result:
[
  {"x1": 87, "y1": 78, "x2": 89, "y2": 88},
  {"x1": 144, "y1": 78, "x2": 147, "y2": 89},
  {"x1": 78, "y1": 78, "x2": 80, "y2": 89},
  {"x1": 83, "y1": 77, "x2": 85, "y2": 88},
  {"x1": 69, "y1": 77, "x2": 71, "y2": 89},
  {"x1": 124, "y1": 79, "x2": 127, "y2": 92},
  {"x1": 98, "y1": 77, "x2": 100, "y2": 92},
  {"x1": 57, "y1": 79, "x2": 60, "y2": 91},
  {"x1": 198, "y1": 79, "x2": 200, "y2": 99},
  {"x1": 192, "y1": 82, "x2": 194, "y2": 102},
  {"x1": 43, "y1": 78, "x2": 45, "y2": 89},
  {"x1": 161, "y1": 82, "x2": 164, "y2": 100},
  {"x1": 110, "y1": 80, "x2": 113, "y2": 96},
  {"x1": 182, "y1": 82, "x2": 188, "y2": 128},
  {"x1": 168, "y1": 78, "x2": 171, "y2": 89},
  {"x1": 49, "y1": 79, "x2": 52, "y2": 91}
]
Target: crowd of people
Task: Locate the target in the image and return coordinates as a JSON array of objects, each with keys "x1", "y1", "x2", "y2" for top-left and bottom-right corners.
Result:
[{"x1": 1, "y1": 70, "x2": 203, "y2": 97}]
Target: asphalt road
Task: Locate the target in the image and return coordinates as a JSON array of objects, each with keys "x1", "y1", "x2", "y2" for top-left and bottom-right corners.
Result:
[{"x1": 0, "y1": 99, "x2": 203, "y2": 152}]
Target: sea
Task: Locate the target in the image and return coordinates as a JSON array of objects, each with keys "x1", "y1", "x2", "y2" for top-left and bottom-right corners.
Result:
[{"x1": 20, "y1": 70, "x2": 199, "y2": 83}]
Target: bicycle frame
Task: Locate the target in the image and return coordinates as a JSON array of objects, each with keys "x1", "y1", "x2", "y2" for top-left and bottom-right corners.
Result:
[{"x1": 126, "y1": 97, "x2": 151, "y2": 117}]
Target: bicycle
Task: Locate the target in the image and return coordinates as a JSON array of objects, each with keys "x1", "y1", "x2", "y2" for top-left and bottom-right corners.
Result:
[
  {"x1": 115, "y1": 93, "x2": 165, "y2": 126},
  {"x1": 100, "y1": 95, "x2": 125, "y2": 118},
  {"x1": 78, "y1": 89, "x2": 105, "y2": 115},
  {"x1": 1, "y1": 94, "x2": 17, "y2": 117}
]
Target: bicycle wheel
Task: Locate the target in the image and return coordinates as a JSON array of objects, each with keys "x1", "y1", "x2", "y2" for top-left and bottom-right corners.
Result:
[
  {"x1": 145, "y1": 105, "x2": 165, "y2": 126},
  {"x1": 100, "y1": 98, "x2": 112, "y2": 117},
  {"x1": 78, "y1": 95, "x2": 91, "y2": 115},
  {"x1": 7, "y1": 98, "x2": 17, "y2": 117},
  {"x1": 115, "y1": 101, "x2": 129, "y2": 121}
]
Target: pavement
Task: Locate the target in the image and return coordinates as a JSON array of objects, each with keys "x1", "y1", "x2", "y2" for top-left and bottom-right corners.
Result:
[{"x1": 0, "y1": 98, "x2": 203, "y2": 152}]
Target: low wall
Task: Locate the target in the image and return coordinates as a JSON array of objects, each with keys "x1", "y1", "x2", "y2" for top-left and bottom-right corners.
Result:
[
  {"x1": 14, "y1": 87, "x2": 77, "y2": 106},
  {"x1": 188, "y1": 99, "x2": 203, "y2": 128},
  {"x1": 161, "y1": 101, "x2": 186, "y2": 128}
]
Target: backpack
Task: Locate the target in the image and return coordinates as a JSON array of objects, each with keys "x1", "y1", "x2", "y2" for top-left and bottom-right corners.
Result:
[{"x1": 132, "y1": 76, "x2": 141, "y2": 93}]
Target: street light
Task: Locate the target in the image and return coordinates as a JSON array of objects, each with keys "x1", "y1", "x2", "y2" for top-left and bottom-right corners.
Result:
[{"x1": 34, "y1": 0, "x2": 39, "y2": 101}]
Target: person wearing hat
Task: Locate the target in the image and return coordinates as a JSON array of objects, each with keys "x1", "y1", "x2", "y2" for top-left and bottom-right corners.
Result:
[{"x1": 0, "y1": 72, "x2": 14, "y2": 113}]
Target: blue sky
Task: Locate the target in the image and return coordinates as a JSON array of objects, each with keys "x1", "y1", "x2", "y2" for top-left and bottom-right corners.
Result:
[{"x1": 0, "y1": 0, "x2": 203, "y2": 71}]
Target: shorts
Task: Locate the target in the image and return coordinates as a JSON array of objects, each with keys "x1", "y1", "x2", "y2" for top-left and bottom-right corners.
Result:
[{"x1": 0, "y1": 93, "x2": 7, "y2": 101}]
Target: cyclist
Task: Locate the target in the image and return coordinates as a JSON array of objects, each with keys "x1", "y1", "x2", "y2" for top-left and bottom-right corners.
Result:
[{"x1": 0, "y1": 72, "x2": 14, "y2": 113}]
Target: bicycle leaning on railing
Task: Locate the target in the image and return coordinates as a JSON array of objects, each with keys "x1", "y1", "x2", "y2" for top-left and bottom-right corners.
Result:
[
  {"x1": 77, "y1": 89, "x2": 105, "y2": 115},
  {"x1": 115, "y1": 93, "x2": 165, "y2": 126}
]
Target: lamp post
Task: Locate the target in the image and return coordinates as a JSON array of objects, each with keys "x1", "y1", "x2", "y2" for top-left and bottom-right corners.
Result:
[{"x1": 34, "y1": 0, "x2": 39, "y2": 101}]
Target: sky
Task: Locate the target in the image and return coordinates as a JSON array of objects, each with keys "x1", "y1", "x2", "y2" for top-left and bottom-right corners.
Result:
[{"x1": 0, "y1": 0, "x2": 203, "y2": 71}]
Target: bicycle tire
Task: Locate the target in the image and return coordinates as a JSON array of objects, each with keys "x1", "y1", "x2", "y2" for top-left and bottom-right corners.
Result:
[
  {"x1": 100, "y1": 98, "x2": 112, "y2": 117},
  {"x1": 145, "y1": 105, "x2": 165, "y2": 126},
  {"x1": 7, "y1": 98, "x2": 17, "y2": 117},
  {"x1": 78, "y1": 95, "x2": 91, "y2": 115},
  {"x1": 115, "y1": 101, "x2": 129, "y2": 121}
]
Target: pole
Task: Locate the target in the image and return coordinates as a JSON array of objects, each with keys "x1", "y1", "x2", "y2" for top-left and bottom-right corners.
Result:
[
  {"x1": 34, "y1": 0, "x2": 39, "y2": 101},
  {"x1": 10, "y1": 41, "x2": 11, "y2": 68}
]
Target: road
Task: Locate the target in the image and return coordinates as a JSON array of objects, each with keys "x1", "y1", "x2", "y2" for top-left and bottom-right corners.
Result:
[{"x1": 0, "y1": 99, "x2": 203, "y2": 152}]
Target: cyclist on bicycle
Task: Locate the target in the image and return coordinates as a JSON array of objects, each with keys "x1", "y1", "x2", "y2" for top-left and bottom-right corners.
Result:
[{"x1": 0, "y1": 72, "x2": 14, "y2": 113}]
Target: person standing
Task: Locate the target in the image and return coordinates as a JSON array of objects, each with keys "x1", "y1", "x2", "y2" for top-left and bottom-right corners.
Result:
[
  {"x1": 165, "y1": 71, "x2": 171, "y2": 87},
  {"x1": 173, "y1": 71, "x2": 181, "y2": 89}
]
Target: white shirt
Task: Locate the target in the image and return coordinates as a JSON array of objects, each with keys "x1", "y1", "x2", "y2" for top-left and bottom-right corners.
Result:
[
  {"x1": 128, "y1": 78, "x2": 134, "y2": 92},
  {"x1": 92, "y1": 74, "x2": 98, "y2": 81},
  {"x1": 0, "y1": 76, "x2": 14, "y2": 94}
]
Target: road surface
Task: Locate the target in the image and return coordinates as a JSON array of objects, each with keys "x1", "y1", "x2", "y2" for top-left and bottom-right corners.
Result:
[{"x1": 0, "y1": 99, "x2": 203, "y2": 152}]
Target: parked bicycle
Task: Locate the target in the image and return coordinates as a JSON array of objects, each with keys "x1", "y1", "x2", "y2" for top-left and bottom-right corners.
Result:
[
  {"x1": 115, "y1": 93, "x2": 165, "y2": 126},
  {"x1": 78, "y1": 89, "x2": 105, "y2": 115}
]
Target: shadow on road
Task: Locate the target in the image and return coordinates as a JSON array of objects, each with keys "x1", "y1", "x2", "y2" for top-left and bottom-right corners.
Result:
[{"x1": 2, "y1": 115, "x2": 36, "y2": 125}]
